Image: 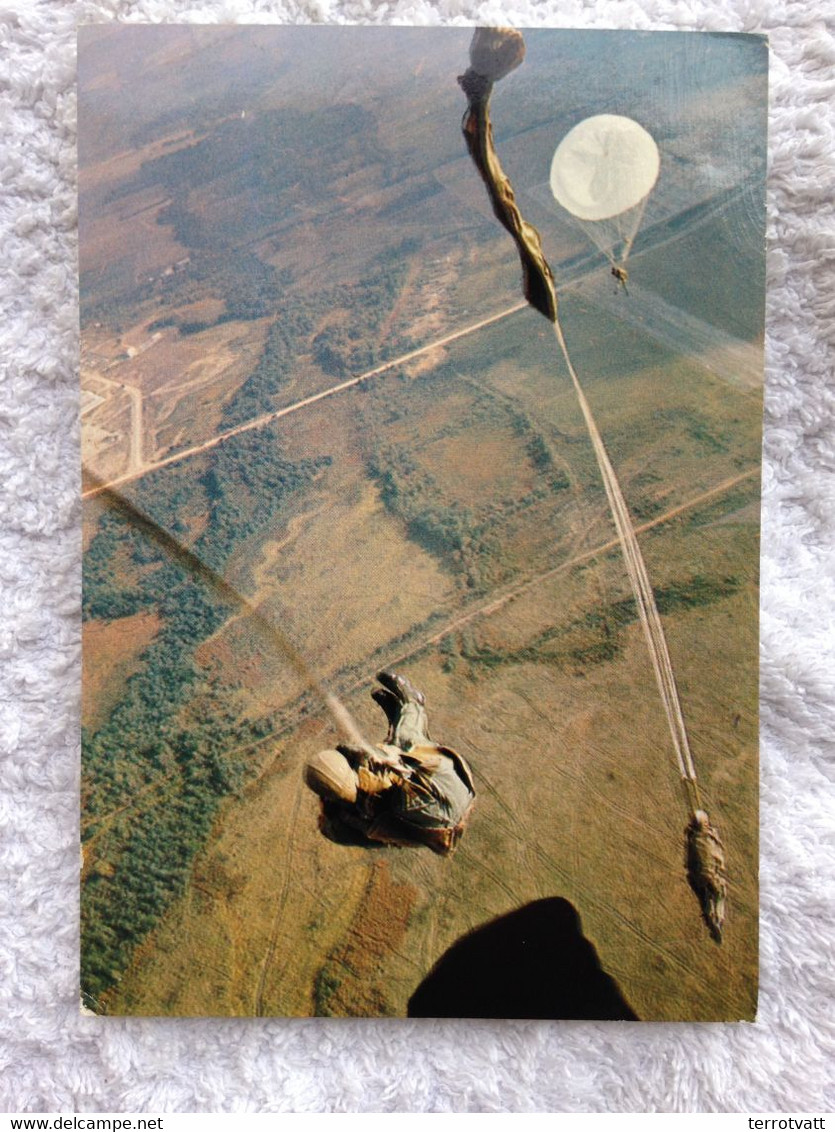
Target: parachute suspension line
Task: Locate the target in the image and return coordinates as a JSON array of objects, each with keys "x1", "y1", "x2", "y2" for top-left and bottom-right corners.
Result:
[
  {"x1": 617, "y1": 194, "x2": 650, "y2": 267},
  {"x1": 576, "y1": 198, "x2": 647, "y2": 274},
  {"x1": 550, "y1": 319, "x2": 702, "y2": 816}
]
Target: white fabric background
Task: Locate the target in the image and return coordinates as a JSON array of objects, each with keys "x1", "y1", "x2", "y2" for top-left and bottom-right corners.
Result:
[{"x1": 1, "y1": 0, "x2": 833, "y2": 1113}]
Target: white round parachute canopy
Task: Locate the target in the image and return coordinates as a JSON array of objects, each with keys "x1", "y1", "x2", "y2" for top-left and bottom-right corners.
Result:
[{"x1": 549, "y1": 114, "x2": 660, "y2": 267}]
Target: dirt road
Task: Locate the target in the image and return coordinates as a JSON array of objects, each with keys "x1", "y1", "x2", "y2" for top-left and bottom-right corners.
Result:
[
  {"x1": 388, "y1": 466, "x2": 760, "y2": 668},
  {"x1": 86, "y1": 369, "x2": 144, "y2": 475},
  {"x1": 81, "y1": 300, "x2": 528, "y2": 500}
]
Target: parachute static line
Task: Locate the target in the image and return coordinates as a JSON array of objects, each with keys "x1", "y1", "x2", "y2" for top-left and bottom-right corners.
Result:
[
  {"x1": 83, "y1": 469, "x2": 374, "y2": 758},
  {"x1": 550, "y1": 320, "x2": 702, "y2": 811},
  {"x1": 554, "y1": 406, "x2": 725, "y2": 927}
]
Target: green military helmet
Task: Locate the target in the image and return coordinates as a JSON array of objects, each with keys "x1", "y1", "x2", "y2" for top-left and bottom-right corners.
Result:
[{"x1": 304, "y1": 748, "x2": 358, "y2": 804}]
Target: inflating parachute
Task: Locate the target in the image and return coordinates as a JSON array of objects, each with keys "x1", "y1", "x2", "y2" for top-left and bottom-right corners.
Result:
[
  {"x1": 550, "y1": 114, "x2": 660, "y2": 275},
  {"x1": 460, "y1": 37, "x2": 725, "y2": 945}
]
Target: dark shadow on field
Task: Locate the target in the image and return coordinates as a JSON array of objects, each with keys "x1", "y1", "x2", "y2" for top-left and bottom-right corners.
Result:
[{"x1": 407, "y1": 897, "x2": 638, "y2": 1020}]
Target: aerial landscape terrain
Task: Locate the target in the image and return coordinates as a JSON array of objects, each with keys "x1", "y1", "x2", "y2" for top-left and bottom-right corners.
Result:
[{"x1": 79, "y1": 26, "x2": 766, "y2": 1019}]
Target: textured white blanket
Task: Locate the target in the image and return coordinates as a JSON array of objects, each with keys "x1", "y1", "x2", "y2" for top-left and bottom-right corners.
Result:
[{"x1": 1, "y1": 0, "x2": 832, "y2": 1113}]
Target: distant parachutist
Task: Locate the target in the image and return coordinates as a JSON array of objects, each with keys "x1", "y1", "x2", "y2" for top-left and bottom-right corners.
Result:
[
  {"x1": 611, "y1": 264, "x2": 629, "y2": 292},
  {"x1": 458, "y1": 28, "x2": 558, "y2": 322},
  {"x1": 549, "y1": 114, "x2": 659, "y2": 286},
  {"x1": 686, "y1": 810, "x2": 728, "y2": 943}
]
